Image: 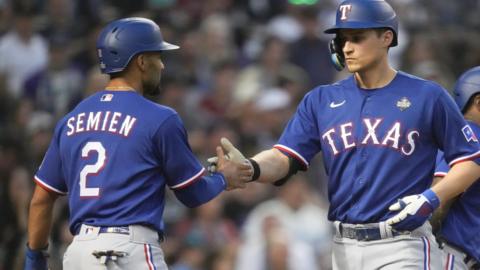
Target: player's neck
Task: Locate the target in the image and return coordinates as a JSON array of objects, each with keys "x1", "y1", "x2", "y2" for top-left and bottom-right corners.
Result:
[
  {"x1": 354, "y1": 61, "x2": 396, "y2": 89},
  {"x1": 106, "y1": 78, "x2": 139, "y2": 92},
  {"x1": 464, "y1": 111, "x2": 480, "y2": 126}
]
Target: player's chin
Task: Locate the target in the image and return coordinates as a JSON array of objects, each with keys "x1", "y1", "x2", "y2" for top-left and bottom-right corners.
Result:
[
  {"x1": 346, "y1": 63, "x2": 366, "y2": 73},
  {"x1": 346, "y1": 65, "x2": 359, "y2": 73}
]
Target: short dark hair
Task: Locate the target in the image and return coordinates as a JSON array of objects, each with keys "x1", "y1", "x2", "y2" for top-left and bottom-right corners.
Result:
[
  {"x1": 462, "y1": 93, "x2": 480, "y2": 113},
  {"x1": 374, "y1": 28, "x2": 394, "y2": 47},
  {"x1": 109, "y1": 72, "x2": 124, "y2": 79}
]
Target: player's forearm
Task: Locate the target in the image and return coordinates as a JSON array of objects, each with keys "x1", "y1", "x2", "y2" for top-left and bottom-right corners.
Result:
[
  {"x1": 430, "y1": 176, "x2": 457, "y2": 233},
  {"x1": 252, "y1": 148, "x2": 290, "y2": 184},
  {"x1": 28, "y1": 186, "x2": 56, "y2": 249},
  {"x1": 430, "y1": 160, "x2": 480, "y2": 206}
]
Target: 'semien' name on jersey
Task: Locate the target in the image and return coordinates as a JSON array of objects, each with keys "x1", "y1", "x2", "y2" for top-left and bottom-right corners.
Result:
[{"x1": 66, "y1": 111, "x2": 137, "y2": 137}]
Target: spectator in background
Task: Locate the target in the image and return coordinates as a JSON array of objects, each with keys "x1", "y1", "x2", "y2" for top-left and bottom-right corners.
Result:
[
  {"x1": 24, "y1": 112, "x2": 54, "y2": 171},
  {"x1": 253, "y1": 87, "x2": 293, "y2": 149},
  {"x1": 195, "y1": 61, "x2": 238, "y2": 124},
  {"x1": 196, "y1": 14, "x2": 237, "y2": 89},
  {"x1": 290, "y1": 7, "x2": 334, "y2": 87},
  {"x1": 236, "y1": 214, "x2": 318, "y2": 270},
  {"x1": 4, "y1": 166, "x2": 33, "y2": 270},
  {"x1": 233, "y1": 36, "x2": 306, "y2": 105},
  {"x1": 71, "y1": 24, "x2": 104, "y2": 75},
  {"x1": 23, "y1": 40, "x2": 84, "y2": 118},
  {"x1": 172, "y1": 196, "x2": 239, "y2": 270},
  {"x1": 0, "y1": 5, "x2": 47, "y2": 99},
  {"x1": 170, "y1": 243, "x2": 206, "y2": 270},
  {"x1": 236, "y1": 175, "x2": 331, "y2": 270},
  {"x1": 175, "y1": 196, "x2": 238, "y2": 252},
  {"x1": 81, "y1": 67, "x2": 109, "y2": 98},
  {"x1": 41, "y1": 0, "x2": 78, "y2": 43},
  {"x1": 401, "y1": 33, "x2": 454, "y2": 88}
]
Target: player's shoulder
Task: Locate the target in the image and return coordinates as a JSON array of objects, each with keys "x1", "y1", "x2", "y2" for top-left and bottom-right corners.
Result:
[
  {"x1": 302, "y1": 75, "x2": 352, "y2": 102},
  {"x1": 140, "y1": 98, "x2": 179, "y2": 123},
  {"x1": 82, "y1": 90, "x2": 177, "y2": 116},
  {"x1": 467, "y1": 120, "x2": 480, "y2": 135},
  {"x1": 305, "y1": 76, "x2": 353, "y2": 97},
  {"x1": 62, "y1": 91, "x2": 179, "y2": 127},
  {"x1": 396, "y1": 71, "x2": 445, "y2": 95}
]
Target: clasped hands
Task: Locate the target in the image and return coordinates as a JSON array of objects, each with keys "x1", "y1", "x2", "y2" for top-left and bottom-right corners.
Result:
[{"x1": 208, "y1": 137, "x2": 254, "y2": 190}]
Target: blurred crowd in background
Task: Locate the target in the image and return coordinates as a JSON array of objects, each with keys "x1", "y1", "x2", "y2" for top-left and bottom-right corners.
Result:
[{"x1": 0, "y1": 0, "x2": 479, "y2": 269}]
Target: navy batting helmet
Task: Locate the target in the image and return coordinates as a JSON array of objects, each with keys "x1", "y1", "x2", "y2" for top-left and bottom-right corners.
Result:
[
  {"x1": 324, "y1": 0, "x2": 398, "y2": 47},
  {"x1": 96, "y1": 17, "x2": 179, "y2": 74},
  {"x1": 453, "y1": 66, "x2": 480, "y2": 111}
]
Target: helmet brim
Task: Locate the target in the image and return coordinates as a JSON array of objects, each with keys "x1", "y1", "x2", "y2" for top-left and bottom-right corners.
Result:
[
  {"x1": 324, "y1": 21, "x2": 392, "y2": 34},
  {"x1": 159, "y1": 41, "x2": 180, "y2": 50}
]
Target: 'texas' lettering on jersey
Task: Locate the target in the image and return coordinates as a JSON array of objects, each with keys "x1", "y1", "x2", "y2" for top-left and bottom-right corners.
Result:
[
  {"x1": 66, "y1": 111, "x2": 137, "y2": 137},
  {"x1": 322, "y1": 118, "x2": 419, "y2": 156}
]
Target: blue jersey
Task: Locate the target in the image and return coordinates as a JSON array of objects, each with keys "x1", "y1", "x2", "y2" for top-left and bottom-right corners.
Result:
[
  {"x1": 435, "y1": 121, "x2": 480, "y2": 261},
  {"x1": 35, "y1": 90, "x2": 205, "y2": 234},
  {"x1": 275, "y1": 72, "x2": 480, "y2": 223}
]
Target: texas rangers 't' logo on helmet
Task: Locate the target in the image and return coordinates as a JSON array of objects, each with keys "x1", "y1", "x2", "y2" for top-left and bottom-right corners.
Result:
[{"x1": 339, "y1": 4, "x2": 352, "y2": 20}]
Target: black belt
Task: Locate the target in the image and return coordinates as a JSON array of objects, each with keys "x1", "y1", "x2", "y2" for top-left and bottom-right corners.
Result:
[{"x1": 338, "y1": 223, "x2": 402, "y2": 241}]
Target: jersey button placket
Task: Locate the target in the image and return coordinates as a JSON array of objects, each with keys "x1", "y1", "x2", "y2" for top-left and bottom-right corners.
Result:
[{"x1": 363, "y1": 95, "x2": 371, "y2": 115}]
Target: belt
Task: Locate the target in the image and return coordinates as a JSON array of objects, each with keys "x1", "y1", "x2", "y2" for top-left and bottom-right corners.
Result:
[
  {"x1": 336, "y1": 222, "x2": 402, "y2": 241},
  {"x1": 77, "y1": 225, "x2": 165, "y2": 242},
  {"x1": 99, "y1": 226, "x2": 130, "y2": 235}
]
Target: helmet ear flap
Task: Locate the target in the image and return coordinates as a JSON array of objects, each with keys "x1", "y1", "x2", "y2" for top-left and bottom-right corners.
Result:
[{"x1": 329, "y1": 38, "x2": 345, "y2": 71}]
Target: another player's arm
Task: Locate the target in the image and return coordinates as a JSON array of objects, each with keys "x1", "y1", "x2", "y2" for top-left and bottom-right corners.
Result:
[
  {"x1": 28, "y1": 185, "x2": 58, "y2": 250},
  {"x1": 430, "y1": 160, "x2": 480, "y2": 207},
  {"x1": 430, "y1": 176, "x2": 455, "y2": 233},
  {"x1": 173, "y1": 146, "x2": 252, "y2": 208},
  {"x1": 387, "y1": 161, "x2": 480, "y2": 230},
  {"x1": 250, "y1": 148, "x2": 290, "y2": 184}
]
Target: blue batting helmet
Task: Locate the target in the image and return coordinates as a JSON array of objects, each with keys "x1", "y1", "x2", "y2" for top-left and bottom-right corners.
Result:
[
  {"x1": 324, "y1": 0, "x2": 398, "y2": 47},
  {"x1": 96, "y1": 17, "x2": 179, "y2": 74},
  {"x1": 453, "y1": 66, "x2": 480, "y2": 111}
]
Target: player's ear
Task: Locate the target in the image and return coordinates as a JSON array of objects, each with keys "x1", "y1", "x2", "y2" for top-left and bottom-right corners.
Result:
[
  {"x1": 474, "y1": 95, "x2": 480, "y2": 110},
  {"x1": 382, "y1": 30, "x2": 394, "y2": 48},
  {"x1": 136, "y1": 54, "x2": 147, "y2": 72},
  {"x1": 383, "y1": 29, "x2": 395, "y2": 47}
]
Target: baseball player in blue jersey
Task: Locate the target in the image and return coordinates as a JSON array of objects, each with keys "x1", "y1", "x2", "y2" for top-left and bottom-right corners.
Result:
[
  {"x1": 24, "y1": 17, "x2": 252, "y2": 270},
  {"x1": 433, "y1": 66, "x2": 480, "y2": 270},
  {"x1": 209, "y1": 0, "x2": 480, "y2": 269}
]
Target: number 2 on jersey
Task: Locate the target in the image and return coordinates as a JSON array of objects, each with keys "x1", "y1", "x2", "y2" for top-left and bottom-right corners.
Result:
[{"x1": 80, "y1": 142, "x2": 106, "y2": 197}]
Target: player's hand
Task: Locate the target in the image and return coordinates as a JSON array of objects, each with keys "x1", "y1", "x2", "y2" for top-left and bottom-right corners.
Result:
[
  {"x1": 24, "y1": 244, "x2": 49, "y2": 270},
  {"x1": 386, "y1": 189, "x2": 440, "y2": 231},
  {"x1": 215, "y1": 145, "x2": 252, "y2": 190},
  {"x1": 207, "y1": 137, "x2": 248, "y2": 173}
]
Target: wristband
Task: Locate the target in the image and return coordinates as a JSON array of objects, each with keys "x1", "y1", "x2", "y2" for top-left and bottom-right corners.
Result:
[
  {"x1": 422, "y1": 188, "x2": 440, "y2": 209},
  {"x1": 247, "y1": 158, "x2": 261, "y2": 182}
]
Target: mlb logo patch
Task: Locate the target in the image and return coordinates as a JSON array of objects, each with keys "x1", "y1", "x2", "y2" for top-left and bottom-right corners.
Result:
[
  {"x1": 462, "y1": 125, "x2": 478, "y2": 142},
  {"x1": 101, "y1": 94, "x2": 113, "y2": 102}
]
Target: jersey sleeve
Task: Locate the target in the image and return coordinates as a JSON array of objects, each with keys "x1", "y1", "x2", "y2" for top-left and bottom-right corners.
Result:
[
  {"x1": 275, "y1": 91, "x2": 321, "y2": 169},
  {"x1": 153, "y1": 114, "x2": 205, "y2": 190},
  {"x1": 432, "y1": 88, "x2": 480, "y2": 166},
  {"x1": 434, "y1": 150, "x2": 449, "y2": 177},
  {"x1": 35, "y1": 123, "x2": 68, "y2": 195}
]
